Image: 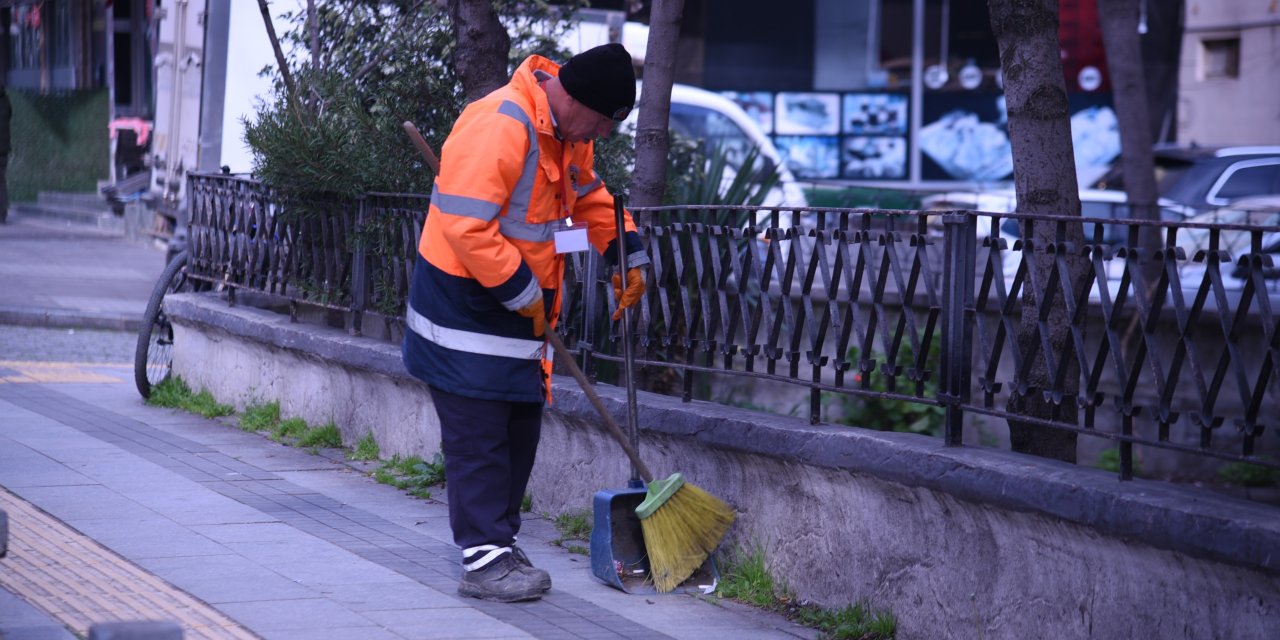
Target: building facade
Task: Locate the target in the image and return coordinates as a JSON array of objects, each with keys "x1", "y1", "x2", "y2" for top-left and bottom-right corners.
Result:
[{"x1": 1177, "y1": 0, "x2": 1280, "y2": 146}]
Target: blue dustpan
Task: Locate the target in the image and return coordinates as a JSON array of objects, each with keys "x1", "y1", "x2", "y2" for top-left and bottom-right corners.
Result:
[{"x1": 589, "y1": 482, "x2": 719, "y2": 594}]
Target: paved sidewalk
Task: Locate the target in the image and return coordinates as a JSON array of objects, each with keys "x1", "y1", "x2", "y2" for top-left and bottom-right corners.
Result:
[{"x1": 0, "y1": 212, "x2": 814, "y2": 639}]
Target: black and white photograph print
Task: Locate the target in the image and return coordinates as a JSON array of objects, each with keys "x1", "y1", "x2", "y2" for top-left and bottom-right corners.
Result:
[
  {"x1": 842, "y1": 136, "x2": 908, "y2": 180},
  {"x1": 842, "y1": 93, "x2": 908, "y2": 136},
  {"x1": 774, "y1": 135, "x2": 841, "y2": 179},
  {"x1": 774, "y1": 92, "x2": 841, "y2": 135}
]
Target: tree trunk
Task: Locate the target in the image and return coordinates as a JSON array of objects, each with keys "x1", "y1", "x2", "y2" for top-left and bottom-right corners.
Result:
[
  {"x1": 629, "y1": 0, "x2": 685, "y2": 212},
  {"x1": 1098, "y1": 0, "x2": 1160, "y2": 264},
  {"x1": 989, "y1": 0, "x2": 1087, "y2": 463},
  {"x1": 446, "y1": 0, "x2": 511, "y2": 103}
]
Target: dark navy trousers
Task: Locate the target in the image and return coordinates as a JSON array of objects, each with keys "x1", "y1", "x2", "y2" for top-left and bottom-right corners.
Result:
[{"x1": 428, "y1": 386, "x2": 543, "y2": 562}]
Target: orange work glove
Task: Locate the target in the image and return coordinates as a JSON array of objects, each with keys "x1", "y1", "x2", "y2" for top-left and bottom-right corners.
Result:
[
  {"x1": 611, "y1": 267, "x2": 646, "y2": 321},
  {"x1": 516, "y1": 297, "x2": 546, "y2": 337}
]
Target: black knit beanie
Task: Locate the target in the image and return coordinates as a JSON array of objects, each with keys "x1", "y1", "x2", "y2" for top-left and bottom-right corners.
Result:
[{"x1": 558, "y1": 43, "x2": 636, "y2": 121}]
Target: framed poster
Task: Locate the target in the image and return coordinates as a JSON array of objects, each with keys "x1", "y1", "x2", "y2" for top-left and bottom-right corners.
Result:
[
  {"x1": 774, "y1": 135, "x2": 841, "y2": 179},
  {"x1": 721, "y1": 90, "x2": 775, "y2": 134},
  {"x1": 775, "y1": 92, "x2": 841, "y2": 135},
  {"x1": 842, "y1": 136, "x2": 908, "y2": 180},
  {"x1": 842, "y1": 93, "x2": 908, "y2": 136},
  {"x1": 919, "y1": 92, "x2": 1013, "y2": 181}
]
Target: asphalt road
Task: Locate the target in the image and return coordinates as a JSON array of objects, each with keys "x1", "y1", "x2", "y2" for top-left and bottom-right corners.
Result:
[{"x1": 0, "y1": 326, "x2": 137, "y2": 364}]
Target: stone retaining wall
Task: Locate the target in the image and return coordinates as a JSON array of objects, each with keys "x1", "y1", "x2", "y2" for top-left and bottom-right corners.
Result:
[{"x1": 166, "y1": 293, "x2": 1280, "y2": 640}]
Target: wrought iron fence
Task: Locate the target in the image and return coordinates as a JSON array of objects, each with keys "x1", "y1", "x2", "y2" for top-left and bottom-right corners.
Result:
[{"x1": 184, "y1": 173, "x2": 1280, "y2": 481}]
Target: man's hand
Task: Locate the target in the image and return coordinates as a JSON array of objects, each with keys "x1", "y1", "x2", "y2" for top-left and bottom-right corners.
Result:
[
  {"x1": 516, "y1": 298, "x2": 546, "y2": 337},
  {"x1": 611, "y1": 267, "x2": 646, "y2": 321}
]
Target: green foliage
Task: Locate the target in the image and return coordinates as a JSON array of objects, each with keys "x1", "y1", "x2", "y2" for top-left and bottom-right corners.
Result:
[
  {"x1": 667, "y1": 141, "x2": 781, "y2": 209},
  {"x1": 246, "y1": 1, "x2": 587, "y2": 200},
  {"x1": 374, "y1": 452, "x2": 447, "y2": 499},
  {"x1": 718, "y1": 544, "x2": 782, "y2": 605},
  {"x1": 552, "y1": 509, "x2": 592, "y2": 546},
  {"x1": 796, "y1": 604, "x2": 898, "y2": 640},
  {"x1": 1218, "y1": 459, "x2": 1279, "y2": 487},
  {"x1": 350, "y1": 433, "x2": 381, "y2": 461},
  {"x1": 832, "y1": 340, "x2": 945, "y2": 437},
  {"x1": 521, "y1": 493, "x2": 533, "y2": 513},
  {"x1": 299, "y1": 422, "x2": 344, "y2": 448},
  {"x1": 146, "y1": 376, "x2": 193, "y2": 409},
  {"x1": 8, "y1": 90, "x2": 110, "y2": 202},
  {"x1": 240, "y1": 401, "x2": 281, "y2": 432},
  {"x1": 145, "y1": 377, "x2": 235, "y2": 418},
  {"x1": 719, "y1": 543, "x2": 896, "y2": 640},
  {"x1": 1096, "y1": 448, "x2": 1145, "y2": 477},
  {"x1": 272, "y1": 417, "x2": 310, "y2": 442}
]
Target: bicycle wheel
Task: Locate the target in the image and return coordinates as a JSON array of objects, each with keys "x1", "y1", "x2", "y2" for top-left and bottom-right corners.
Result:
[{"x1": 134, "y1": 251, "x2": 193, "y2": 399}]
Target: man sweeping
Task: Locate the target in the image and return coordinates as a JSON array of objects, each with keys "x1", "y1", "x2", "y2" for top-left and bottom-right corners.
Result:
[{"x1": 402, "y1": 43, "x2": 649, "y2": 602}]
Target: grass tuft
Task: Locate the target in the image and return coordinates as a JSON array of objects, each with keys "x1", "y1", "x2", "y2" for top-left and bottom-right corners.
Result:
[
  {"x1": 145, "y1": 377, "x2": 234, "y2": 418},
  {"x1": 718, "y1": 543, "x2": 896, "y2": 640},
  {"x1": 373, "y1": 452, "x2": 446, "y2": 499},
  {"x1": 551, "y1": 510, "x2": 592, "y2": 547},
  {"x1": 299, "y1": 422, "x2": 343, "y2": 448},
  {"x1": 349, "y1": 433, "x2": 380, "y2": 461},
  {"x1": 240, "y1": 401, "x2": 281, "y2": 432},
  {"x1": 272, "y1": 417, "x2": 309, "y2": 442}
]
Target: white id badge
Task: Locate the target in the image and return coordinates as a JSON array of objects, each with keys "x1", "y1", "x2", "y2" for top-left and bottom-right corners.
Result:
[{"x1": 554, "y1": 223, "x2": 590, "y2": 254}]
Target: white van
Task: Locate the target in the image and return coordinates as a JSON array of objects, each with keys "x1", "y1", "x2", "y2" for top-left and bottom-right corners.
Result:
[{"x1": 623, "y1": 83, "x2": 809, "y2": 209}]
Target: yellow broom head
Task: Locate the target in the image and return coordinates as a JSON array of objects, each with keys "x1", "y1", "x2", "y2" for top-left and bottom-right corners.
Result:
[{"x1": 636, "y1": 473, "x2": 736, "y2": 593}]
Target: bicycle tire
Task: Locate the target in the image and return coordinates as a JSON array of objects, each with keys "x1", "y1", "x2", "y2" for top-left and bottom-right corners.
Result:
[{"x1": 134, "y1": 251, "x2": 192, "y2": 399}]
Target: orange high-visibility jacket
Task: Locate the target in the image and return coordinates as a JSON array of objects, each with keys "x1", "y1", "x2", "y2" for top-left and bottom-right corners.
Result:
[{"x1": 402, "y1": 55, "x2": 648, "y2": 403}]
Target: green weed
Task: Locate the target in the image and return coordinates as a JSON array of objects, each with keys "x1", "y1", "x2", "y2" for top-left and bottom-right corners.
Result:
[
  {"x1": 521, "y1": 493, "x2": 533, "y2": 513},
  {"x1": 240, "y1": 401, "x2": 281, "y2": 432},
  {"x1": 299, "y1": 422, "x2": 343, "y2": 448},
  {"x1": 719, "y1": 543, "x2": 896, "y2": 640},
  {"x1": 373, "y1": 453, "x2": 447, "y2": 499},
  {"x1": 146, "y1": 377, "x2": 192, "y2": 408},
  {"x1": 552, "y1": 510, "x2": 592, "y2": 546},
  {"x1": 349, "y1": 434, "x2": 380, "y2": 461},
  {"x1": 272, "y1": 417, "x2": 309, "y2": 442},
  {"x1": 145, "y1": 377, "x2": 234, "y2": 418}
]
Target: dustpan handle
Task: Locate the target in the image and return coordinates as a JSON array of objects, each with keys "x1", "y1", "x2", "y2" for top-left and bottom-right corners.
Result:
[
  {"x1": 545, "y1": 330, "x2": 655, "y2": 483},
  {"x1": 614, "y1": 197, "x2": 643, "y2": 482}
]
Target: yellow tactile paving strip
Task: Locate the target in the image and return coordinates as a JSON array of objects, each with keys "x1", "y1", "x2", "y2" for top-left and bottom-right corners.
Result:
[
  {"x1": 0, "y1": 360, "x2": 130, "y2": 384},
  {"x1": 0, "y1": 488, "x2": 258, "y2": 639}
]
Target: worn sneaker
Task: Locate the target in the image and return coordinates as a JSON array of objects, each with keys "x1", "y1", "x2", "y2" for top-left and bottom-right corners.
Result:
[
  {"x1": 457, "y1": 553, "x2": 545, "y2": 602},
  {"x1": 510, "y1": 546, "x2": 552, "y2": 592}
]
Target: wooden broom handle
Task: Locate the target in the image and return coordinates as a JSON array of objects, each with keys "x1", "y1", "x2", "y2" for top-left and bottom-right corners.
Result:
[
  {"x1": 403, "y1": 121, "x2": 441, "y2": 173},
  {"x1": 545, "y1": 331, "x2": 655, "y2": 483},
  {"x1": 403, "y1": 121, "x2": 654, "y2": 483}
]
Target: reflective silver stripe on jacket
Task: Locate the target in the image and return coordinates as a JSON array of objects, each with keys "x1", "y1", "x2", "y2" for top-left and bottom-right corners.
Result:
[
  {"x1": 575, "y1": 176, "x2": 602, "y2": 197},
  {"x1": 502, "y1": 278, "x2": 543, "y2": 312},
  {"x1": 406, "y1": 306, "x2": 545, "y2": 360},
  {"x1": 431, "y1": 190, "x2": 502, "y2": 221},
  {"x1": 495, "y1": 99, "x2": 571, "y2": 243},
  {"x1": 497, "y1": 100, "x2": 539, "y2": 225}
]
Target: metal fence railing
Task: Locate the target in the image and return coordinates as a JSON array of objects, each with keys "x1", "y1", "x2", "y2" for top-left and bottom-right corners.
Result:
[{"x1": 185, "y1": 173, "x2": 1280, "y2": 481}]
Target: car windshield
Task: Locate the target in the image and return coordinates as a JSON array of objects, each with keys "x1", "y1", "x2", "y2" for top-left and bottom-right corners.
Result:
[{"x1": 669, "y1": 103, "x2": 759, "y2": 173}]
